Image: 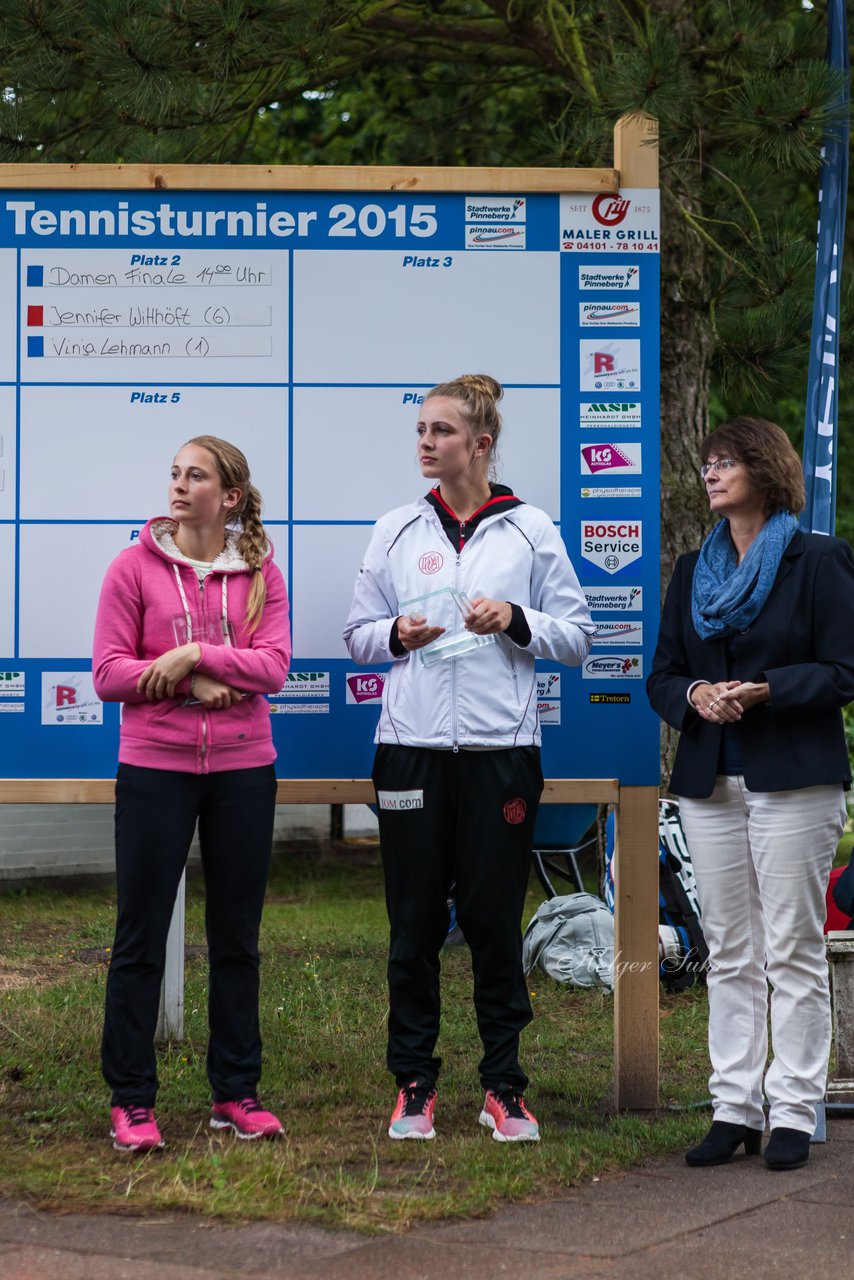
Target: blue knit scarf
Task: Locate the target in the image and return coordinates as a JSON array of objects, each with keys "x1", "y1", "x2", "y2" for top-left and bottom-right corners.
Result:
[{"x1": 691, "y1": 511, "x2": 799, "y2": 641}]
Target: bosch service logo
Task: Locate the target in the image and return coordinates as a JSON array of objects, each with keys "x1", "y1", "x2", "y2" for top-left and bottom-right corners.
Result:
[
  {"x1": 592, "y1": 194, "x2": 631, "y2": 226},
  {"x1": 419, "y1": 551, "x2": 444, "y2": 574}
]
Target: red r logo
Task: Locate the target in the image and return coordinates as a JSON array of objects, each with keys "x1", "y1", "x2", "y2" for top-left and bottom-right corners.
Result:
[
  {"x1": 418, "y1": 552, "x2": 444, "y2": 575},
  {"x1": 503, "y1": 798, "x2": 527, "y2": 825}
]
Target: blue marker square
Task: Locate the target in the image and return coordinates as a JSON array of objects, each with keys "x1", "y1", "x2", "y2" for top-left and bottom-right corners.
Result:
[
  {"x1": 27, "y1": 336, "x2": 44, "y2": 358},
  {"x1": 26, "y1": 265, "x2": 44, "y2": 287}
]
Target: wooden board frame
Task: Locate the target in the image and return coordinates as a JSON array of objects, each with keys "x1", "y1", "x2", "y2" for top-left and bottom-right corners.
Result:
[{"x1": 0, "y1": 113, "x2": 661, "y2": 1109}]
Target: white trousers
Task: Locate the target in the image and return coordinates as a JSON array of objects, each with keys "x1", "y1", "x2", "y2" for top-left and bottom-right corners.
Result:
[{"x1": 680, "y1": 776, "x2": 846, "y2": 1135}]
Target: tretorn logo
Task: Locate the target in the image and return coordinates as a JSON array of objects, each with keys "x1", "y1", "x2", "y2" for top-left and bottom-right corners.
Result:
[{"x1": 419, "y1": 551, "x2": 444, "y2": 575}]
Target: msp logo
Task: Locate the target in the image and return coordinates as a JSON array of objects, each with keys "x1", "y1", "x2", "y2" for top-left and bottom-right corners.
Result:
[
  {"x1": 579, "y1": 302, "x2": 640, "y2": 327},
  {"x1": 580, "y1": 340, "x2": 641, "y2": 392},
  {"x1": 419, "y1": 551, "x2": 444, "y2": 575},
  {"x1": 580, "y1": 443, "x2": 641, "y2": 475},
  {"x1": 276, "y1": 671, "x2": 330, "y2": 698},
  {"x1": 537, "y1": 700, "x2": 561, "y2": 726},
  {"x1": 578, "y1": 266, "x2": 639, "y2": 291},
  {"x1": 592, "y1": 621, "x2": 644, "y2": 646},
  {"x1": 580, "y1": 402, "x2": 642, "y2": 429},
  {"x1": 465, "y1": 224, "x2": 526, "y2": 249},
  {"x1": 582, "y1": 655, "x2": 643, "y2": 680},
  {"x1": 0, "y1": 672, "x2": 24, "y2": 695},
  {"x1": 584, "y1": 586, "x2": 642, "y2": 613},
  {"x1": 41, "y1": 672, "x2": 103, "y2": 725},
  {"x1": 346, "y1": 673, "x2": 386, "y2": 705},
  {"x1": 580, "y1": 521, "x2": 642, "y2": 575},
  {"x1": 503, "y1": 797, "x2": 527, "y2": 824},
  {"x1": 465, "y1": 197, "x2": 526, "y2": 222},
  {"x1": 536, "y1": 672, "x2": 561, "y2": 700}
]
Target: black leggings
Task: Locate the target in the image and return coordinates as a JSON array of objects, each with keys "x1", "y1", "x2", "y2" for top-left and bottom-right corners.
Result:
[
  {"x1": 101, "y1": 762, "x2": 277, "y2": 1107},
  {"x1": 373, "y1": 743, "x2": 543, "y2": 1092}
]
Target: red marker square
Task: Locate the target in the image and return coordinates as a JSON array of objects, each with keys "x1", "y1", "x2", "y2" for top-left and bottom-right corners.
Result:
[{"x1": 27, "y1": 305, "x2": 43, "y2": 326}]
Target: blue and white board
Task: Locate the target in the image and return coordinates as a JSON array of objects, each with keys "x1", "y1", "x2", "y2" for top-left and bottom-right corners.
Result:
[{"x1": 0, "y1": 186, "x2": 660, "y2": 783}]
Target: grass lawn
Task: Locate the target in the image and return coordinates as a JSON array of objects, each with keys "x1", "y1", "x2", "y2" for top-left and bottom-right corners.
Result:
[{"x1": 0, "y1": 842, "x2": 712, "y2": 1232}]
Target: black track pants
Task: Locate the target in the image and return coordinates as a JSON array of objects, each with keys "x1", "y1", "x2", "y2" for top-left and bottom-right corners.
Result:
[
  {"x1": 373, "y1": 743, "x2": 543, "y2": 1092},
  {"x1": 101, "y1": 762, "x2": 277, "y2": 1107}
]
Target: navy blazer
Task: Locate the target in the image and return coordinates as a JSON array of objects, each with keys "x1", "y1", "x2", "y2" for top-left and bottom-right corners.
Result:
[{"x1": 647, "y1": 530, "x2": 854, "y2": 798}]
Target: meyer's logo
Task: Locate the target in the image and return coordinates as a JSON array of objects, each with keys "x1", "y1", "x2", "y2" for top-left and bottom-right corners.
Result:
[
  {"x1": 377, "y1": 789, "x2": 424, "y2": 811},
  {"x1": 578, "y1": 266, "x2": 639, "y2": 291},
  {"x1": 580, "y1": 443, "x2": 641, "y2": 475},
  {"x1": 593, "y1": 194, "x2": 631, "y2": 226},
  {"x1": 276, "y1": 671, "x2": 330, "y2": 698},
  {"x1": 580, "y1": 402, "x2": 642, "y2": 429},
  {"x1": 464, "y1": 197, "x2": 526, "y2": 222},
  {"x1": 584, "y1": 586, "x2": 642, "y2": 613},
  {"x1": 582, "y1": 655, "x2": 643, "y2": 680},
  {"x1": 592, "y1": 621, "x2": 644, "y2": 646},
  {"x1": 580, "y1": 340, "x2": 641, "y2": 391},
  {"x1": 0, "y1": 671, "x2": 24, "y2": 695},
  {"x1": 579, "y1": 302, "x2": 640, "y2": 327},
  {"x1": 346, "y1": 673, "x2": 386, "y2": 705},
  {"x1": 464, "y1": 224, "x2": 526, "y2": 249},
  {"x1": 581, "y1": 521, "x2": 642, "y2": 575}
]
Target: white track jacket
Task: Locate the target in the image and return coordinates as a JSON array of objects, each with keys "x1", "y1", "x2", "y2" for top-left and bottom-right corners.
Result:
[{"x1": 344, "y1": 496, "x2": 594, "y2": 749}]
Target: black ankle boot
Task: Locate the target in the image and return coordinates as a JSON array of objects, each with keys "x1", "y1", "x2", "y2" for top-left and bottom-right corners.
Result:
[
  {"x1": 763, "y1": 1127, "x2": 810, "y2": 1171},
  {"x1": 685, "y1": 1120, "x2": 764, "y2": 1167}
]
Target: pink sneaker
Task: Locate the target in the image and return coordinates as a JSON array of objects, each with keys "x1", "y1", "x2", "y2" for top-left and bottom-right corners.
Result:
[
  {"x1": 110, "y1": 1105, "x2": 165, "y2": 1153},
  {"x1": 388, "y1": 1081, "x2": 437, "y2": 1140},
  {"x1": 210, "y1": 1097, "x2": 284, "y2": 1140},
  {"x1": 479, "y1": 1089, "x2": 539, "y2": 1142}
]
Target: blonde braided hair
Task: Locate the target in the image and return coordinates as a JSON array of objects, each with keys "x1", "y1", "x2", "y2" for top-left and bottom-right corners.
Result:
[
  {"x1": 184, "y1": 435, "x2": 268, "y2": 632},
  {"x1": 424, "y1": 373, "x2": 503, "y2": 481}
]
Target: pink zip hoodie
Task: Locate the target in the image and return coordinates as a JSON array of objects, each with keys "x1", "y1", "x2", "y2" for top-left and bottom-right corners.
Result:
[{"x1": 93, "y1": 517, "x2": 291, "y2": 774}]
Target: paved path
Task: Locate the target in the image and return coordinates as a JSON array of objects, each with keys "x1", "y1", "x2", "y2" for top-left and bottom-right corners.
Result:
[{"x1": 0, "y1": 1119, "x2": 851, "y2": 1279}]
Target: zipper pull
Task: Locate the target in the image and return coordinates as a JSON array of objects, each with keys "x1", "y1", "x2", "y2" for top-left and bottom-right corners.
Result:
[
  {"x1": 459, "y1": 520, "x2": 466, "y2": 547},
  {"x1": 452, "y1": 743, "x2": 459, "y2": 754}
]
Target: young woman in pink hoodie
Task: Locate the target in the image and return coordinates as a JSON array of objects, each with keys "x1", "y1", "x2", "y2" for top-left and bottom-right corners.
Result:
[{"x1": 93, "y1": 435, "x2": 291, "y2": 1153}]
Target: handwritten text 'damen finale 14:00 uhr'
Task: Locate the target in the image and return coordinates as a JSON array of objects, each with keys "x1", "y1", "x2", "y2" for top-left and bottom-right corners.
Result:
[{"x1": 23, "y1": 255, "x2": 275, "y2": 361}]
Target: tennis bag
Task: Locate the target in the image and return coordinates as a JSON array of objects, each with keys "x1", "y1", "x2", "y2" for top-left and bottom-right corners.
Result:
[
  {"x1": 522, "y1": 892, "x2": 615, "y2": 991},
  {"x1": 604, "y1": 799, "x2": 709, "y2": 992}
]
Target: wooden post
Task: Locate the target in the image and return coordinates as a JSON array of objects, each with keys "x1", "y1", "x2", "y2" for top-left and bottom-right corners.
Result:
[{"x1": 613, "y1": 785, "x2": 660, "y2": 1108}]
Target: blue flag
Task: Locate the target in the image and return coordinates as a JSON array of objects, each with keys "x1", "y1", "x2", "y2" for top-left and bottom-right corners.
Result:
[{"x1": 801, "y1": 0, "x2": 849, "y2": 535}]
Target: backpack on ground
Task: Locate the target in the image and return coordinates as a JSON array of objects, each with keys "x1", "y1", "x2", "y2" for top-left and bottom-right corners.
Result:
[
  {"x1": 604, "y1": 798, "x2": 709, "y2": 992},
  {"x1": 522, "y1": 892, "x2": 615, "y2": 991}
]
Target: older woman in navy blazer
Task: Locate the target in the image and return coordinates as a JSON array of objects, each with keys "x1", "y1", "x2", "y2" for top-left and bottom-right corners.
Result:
[{"x1": 648, "y1": 416, "x2": 854, "y2": 1172}]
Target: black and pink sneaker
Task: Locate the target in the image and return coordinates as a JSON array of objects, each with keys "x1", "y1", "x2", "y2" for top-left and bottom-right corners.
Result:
[
  {"x1": 110, "y1": 1105, "x2": 165, "y2": 1153},
  {"x1": 210, "y1": 1097, "x2": 284, "y2": 1140},
  {"x1": 479, "y1": 1089, "x2": 539, "y2": 1142},
  {"x1": 388, "y1": 1080, "x2": 437, "y2": 1140}
]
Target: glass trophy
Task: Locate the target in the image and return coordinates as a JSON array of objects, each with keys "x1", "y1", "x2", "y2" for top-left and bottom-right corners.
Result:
[{"x1": 399, "y1": 586, "x2": 497, "y2": 667}]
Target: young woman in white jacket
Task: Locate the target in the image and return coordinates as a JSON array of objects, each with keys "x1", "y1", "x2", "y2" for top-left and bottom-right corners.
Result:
[{"x1": 344, "y1": 374, "x2": 593, "y2": 1143}]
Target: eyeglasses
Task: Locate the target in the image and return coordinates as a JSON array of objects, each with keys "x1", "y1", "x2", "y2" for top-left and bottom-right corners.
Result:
[{"x1": 699, "y1": 458, "x2": 740, "y2": 480}]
